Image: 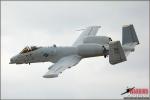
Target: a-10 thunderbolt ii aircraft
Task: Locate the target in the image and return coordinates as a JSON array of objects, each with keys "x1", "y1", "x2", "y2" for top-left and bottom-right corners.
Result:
[{"x1": 9, "y1": 24, "x2": 139, "y2": 78}]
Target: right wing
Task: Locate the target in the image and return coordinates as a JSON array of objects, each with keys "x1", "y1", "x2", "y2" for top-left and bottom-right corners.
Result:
[
  {"x1": 43, "y1": 55, "x2": 81, "y2": 78},
  {"x1": 73, "y1": 26, "x2": 101, "y2": 46}
]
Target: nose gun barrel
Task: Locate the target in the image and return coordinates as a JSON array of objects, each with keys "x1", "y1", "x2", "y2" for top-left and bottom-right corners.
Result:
[{"x1": 9, "y1": 57, "x2": 15, "y2": 64}]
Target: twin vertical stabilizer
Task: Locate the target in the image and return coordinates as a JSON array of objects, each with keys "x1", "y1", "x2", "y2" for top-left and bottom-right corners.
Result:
[{"x1": 109, "y1": 24, "x2": 139, "y2": 65}]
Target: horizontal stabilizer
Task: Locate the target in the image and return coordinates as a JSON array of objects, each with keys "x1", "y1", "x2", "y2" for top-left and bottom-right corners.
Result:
[{"x1": 109, "y1": 41, "x2": 127, "y2": 65}]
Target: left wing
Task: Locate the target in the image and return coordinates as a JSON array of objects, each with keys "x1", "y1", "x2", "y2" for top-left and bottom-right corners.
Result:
[
  {"x1": 43, "y1": 55, "x2": 82, "y2": 78},
  {"x1": 73, "y1": 26, "x2": 101, "y2": 46}
]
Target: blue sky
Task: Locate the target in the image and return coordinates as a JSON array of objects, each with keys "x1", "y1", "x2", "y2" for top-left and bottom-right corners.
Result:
[{"x1": 1, "y1": 1, "x2": 149, "y2": 99}]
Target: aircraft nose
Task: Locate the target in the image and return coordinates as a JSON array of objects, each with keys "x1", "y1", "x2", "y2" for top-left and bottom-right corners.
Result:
[
  {"x1": 9, "y1": 57, "x2": 15, "y2": 64},
  {"x1": 9, "y1": 56, "x2": 18, "y2": 64}
]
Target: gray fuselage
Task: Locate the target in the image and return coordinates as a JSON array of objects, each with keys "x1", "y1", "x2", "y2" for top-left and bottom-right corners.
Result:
[{"x1": 10, "y1": 44, "x2": 105, "y2": 64}]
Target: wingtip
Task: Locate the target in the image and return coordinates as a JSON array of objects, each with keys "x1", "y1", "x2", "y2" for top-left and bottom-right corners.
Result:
[
  {"x1": 92, "y1": 26, "x2": 101, "y2": 28},
  {"x1": 43, "y1": 74, "x2": 58, "y2": 78},
  {"x1": 87, "y1": 26, "x2": 101, "y2": 28}
]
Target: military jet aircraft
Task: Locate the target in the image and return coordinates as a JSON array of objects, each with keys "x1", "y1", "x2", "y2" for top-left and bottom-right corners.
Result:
[{"x1": 9, "y1": 24, "x2": 139, "y2": 78}]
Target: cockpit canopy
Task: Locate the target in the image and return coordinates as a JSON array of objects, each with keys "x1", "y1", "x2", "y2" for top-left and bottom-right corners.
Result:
[{"x1": 20, "y1": 46, "x2": 40, "y2": 54}]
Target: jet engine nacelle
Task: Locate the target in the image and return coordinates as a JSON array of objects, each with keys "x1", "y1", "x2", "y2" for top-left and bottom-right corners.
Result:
[
  {"x1": 83, "y1": 36, "x2": 112, "y2": 45},
  {"x1": 77, "y1": 44, "x2": 104, "y2": 57}
]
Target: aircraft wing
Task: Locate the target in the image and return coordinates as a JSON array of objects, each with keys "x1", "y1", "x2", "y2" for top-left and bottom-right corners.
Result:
[
  {"x1": 73, "y1": 26, "x2": 101, "y2": 46},
  {"x1": 43, "y1": 55, "x2": 82, "y2": 78}
]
